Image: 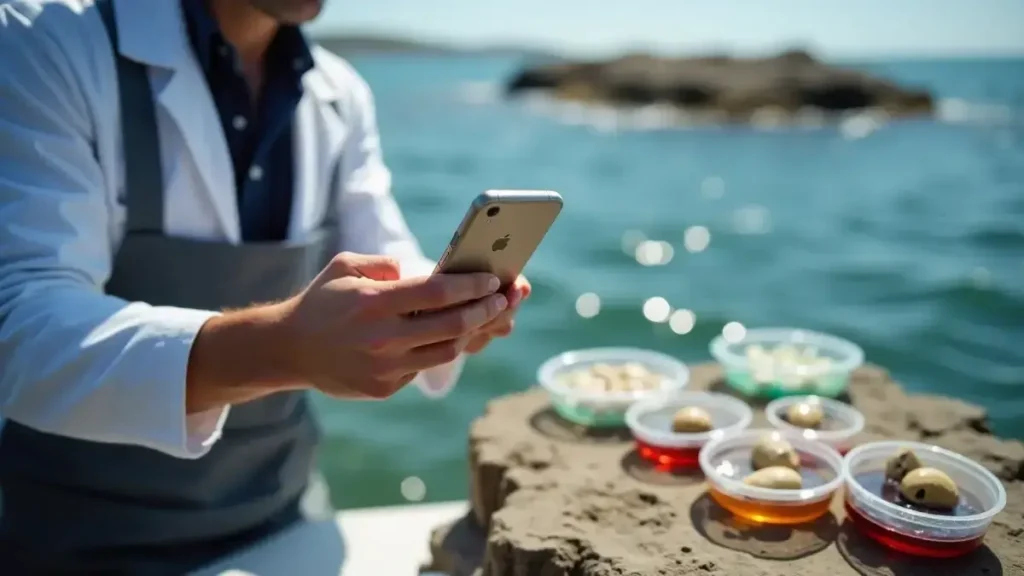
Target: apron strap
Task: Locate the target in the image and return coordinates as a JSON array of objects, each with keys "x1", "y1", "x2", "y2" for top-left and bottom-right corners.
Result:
[{"x1": 96, "y1": 0, "x2": 166, "y2": 235}]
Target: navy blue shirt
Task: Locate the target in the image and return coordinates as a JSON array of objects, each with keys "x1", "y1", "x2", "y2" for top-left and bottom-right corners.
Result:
[{"x1": 181, "y1": 0, "x2": 314, "y2": 242}]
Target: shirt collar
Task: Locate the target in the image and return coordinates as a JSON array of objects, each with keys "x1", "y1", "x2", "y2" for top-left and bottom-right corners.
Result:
[
  {"x1": 180, "y1": 0, "x2": 314, "y2": 78},
  {"x1": 267, "y1": 25, "x2": 316, "y2": 80},
  {"x1": 180, "y1": 0, "x2": 223, "y2": 72}
]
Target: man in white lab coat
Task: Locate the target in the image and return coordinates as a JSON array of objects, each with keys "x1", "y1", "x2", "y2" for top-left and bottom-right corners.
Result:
[{"x1": 0, "y1": 0, "x2": 530, "y2": 573}]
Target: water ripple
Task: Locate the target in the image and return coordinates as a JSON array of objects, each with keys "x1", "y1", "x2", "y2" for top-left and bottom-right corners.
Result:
[{"x1": 318, "y1": 55, "x2": 1024, "y2": 507}]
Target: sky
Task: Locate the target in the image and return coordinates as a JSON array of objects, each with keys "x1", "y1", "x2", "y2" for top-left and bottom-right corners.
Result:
[{"x1": 307, "y1": 0, "x2": 1024, "y2": 58}]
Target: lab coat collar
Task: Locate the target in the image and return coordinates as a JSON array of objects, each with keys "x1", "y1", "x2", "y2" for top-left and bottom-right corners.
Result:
[
  {"x1": 110, "y1": 0, "x2": 342, "y2": 103},
  {"x1": 107, "y1": 0, "x2": 343, "y2": 242},
  {"x1": 303, "y1": 64, "x2": 344, "y2": 103},
  {"x1": 110, "y1": 0, "x2": 188, "y2": 71}
]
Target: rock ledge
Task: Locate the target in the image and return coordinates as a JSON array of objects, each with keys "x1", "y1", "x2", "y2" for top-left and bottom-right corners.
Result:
[
  {"x1": 505, "y1": 51, "x2": 935, "y2": 125},
  {"x1": 423, "y1": 363, "x2": 1024, "y2": 576}
]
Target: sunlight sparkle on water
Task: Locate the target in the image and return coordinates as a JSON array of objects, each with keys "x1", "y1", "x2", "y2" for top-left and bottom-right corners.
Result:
[
  {"x1": 839, "y1": 109, "x2": 889, "y2": 140},
  {"x1": 733, "y1": 204, "x2": 772, "y2": 235},
  {"x1": 643, "y1": 297, "x2": 672, "y2": 323},
  {"x1": 669, "y1": 309, "x2": 696, "y2": 335},
  {"x1": 575, "y1": 292, "x2": 601, "y2": 318},
  {"x1": 684, "y1": 226, "x2": 711, "y2": 253},
  {"x1": 722, "y1": 322, "x2": 747, "y2": 343},
  {"x1": 635, "y1": 240, "x2": 674, "y2": 266},
  {"x1": 400, "y1": 476, "x2": 426, "y2": 502}
]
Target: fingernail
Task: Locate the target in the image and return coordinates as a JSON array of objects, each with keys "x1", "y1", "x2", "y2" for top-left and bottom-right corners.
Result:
[
  {"x1": 492, "y1": 294, "x2": 508, "y2": 313},
  {"x1": 488, "y1": 276, "x2": 501, "y2": 292}
]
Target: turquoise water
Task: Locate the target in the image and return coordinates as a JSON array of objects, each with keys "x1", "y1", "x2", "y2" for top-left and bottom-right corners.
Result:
[{"x1": 313, "y1": 55, "x2": 1024, "y2": 509}]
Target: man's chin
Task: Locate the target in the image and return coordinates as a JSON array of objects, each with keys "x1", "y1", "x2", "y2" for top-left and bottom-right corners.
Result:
[{"x1": 254, "y1": 0, "x2": 326, "y2": 25}]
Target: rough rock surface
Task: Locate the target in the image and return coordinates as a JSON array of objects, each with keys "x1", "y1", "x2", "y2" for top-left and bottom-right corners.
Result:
[
  {"x1": 505, "y1": 51, "x2": 935, "y2": 124},
  {"x1": 423, "y1": 363, "x2": 1024, "y2": 576}
]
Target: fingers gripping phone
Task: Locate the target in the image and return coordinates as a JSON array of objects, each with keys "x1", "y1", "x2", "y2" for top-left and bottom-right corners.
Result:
[{"x1": 433, "y1": 190, "x2": 563, "y2": 289}]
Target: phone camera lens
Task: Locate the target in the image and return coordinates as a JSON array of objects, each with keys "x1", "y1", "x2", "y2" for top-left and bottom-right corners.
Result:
[{"x1": 486, "y1": 206, "x2": 500, "y2": 217}]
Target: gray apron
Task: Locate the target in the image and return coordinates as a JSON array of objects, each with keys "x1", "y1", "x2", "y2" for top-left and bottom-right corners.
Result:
[{"x1": 0, "y1": 2, "x2": 336, "y2": 573}]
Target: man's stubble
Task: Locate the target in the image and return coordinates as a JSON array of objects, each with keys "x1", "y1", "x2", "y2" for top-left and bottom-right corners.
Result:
[{"x1": 249, "y1": 0, "x2": 327, "y2": 24}]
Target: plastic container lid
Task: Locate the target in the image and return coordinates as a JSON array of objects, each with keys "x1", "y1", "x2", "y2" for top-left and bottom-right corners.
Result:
[
  {"x1": 625, "y1": 392, "x2": 753, "y2": 449},
  {"x1": 764, "y1": 395, "x2": 865, "y2": 450},
  {"x1": 710, "y1": 327, "x2": 864, "y2": 374},
  {"x1": 710, "y1": 327, "x2": 865, "y2": 398},
  {"x1": 538, "y1": 347, "x2": 689, "y2": 412},
  {"x1": 843, "y1": 441, "x2": 1007, "y2": 540},
  {"x1": 699, "y1": 429, "x2": 845, "y2": 504}
]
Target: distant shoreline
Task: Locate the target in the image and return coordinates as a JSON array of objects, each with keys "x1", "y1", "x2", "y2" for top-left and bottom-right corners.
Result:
[
  {"x1": 311, "y1": 33, "x2": 1024, "y2": 62},
  {"x1": 313, "y1": 34, "x2": 556, "y2": 60}
]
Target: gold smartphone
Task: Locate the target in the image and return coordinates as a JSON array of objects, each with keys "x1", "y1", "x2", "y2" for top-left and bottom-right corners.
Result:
[{"x1": 433, "y1": 190, "x2": 563, "y2": 288}]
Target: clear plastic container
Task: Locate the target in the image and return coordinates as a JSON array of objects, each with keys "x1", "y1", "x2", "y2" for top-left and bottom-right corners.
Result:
[
  {"x1": 842, "y1": 441, "x2": 1006, "y2": 558},
  {"x1": 764, "y1": 395, "x2": 865, "y2": 454},
  {"x1": 625, "y1": 392, "x2": 753, "y2": 471},
  {"x1": 710, "y1": 327, "x2": 864, "y2": 399},
  {"x1": 699, "y1": 429, "x2": 845, "y2": 524},
  {"x1": 537, "y1": 348, "x2": 689, "y2": 428}
]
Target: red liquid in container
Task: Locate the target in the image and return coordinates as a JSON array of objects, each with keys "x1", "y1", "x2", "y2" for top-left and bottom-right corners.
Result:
[
  {"x1": 844, "y1": 500, "x2": 985, "y2": 558},
  {"x1": 635, "y1": 438, "x2": 701, "y2": 471}
]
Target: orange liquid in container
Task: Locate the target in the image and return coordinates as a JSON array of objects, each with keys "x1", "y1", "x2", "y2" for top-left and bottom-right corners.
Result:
[
  {"x1": 699, "y1": 430, "x2": 844, "y2": 526},
  {"x1": 709, "y1": 487, "x2": 833, "y2": 524}
]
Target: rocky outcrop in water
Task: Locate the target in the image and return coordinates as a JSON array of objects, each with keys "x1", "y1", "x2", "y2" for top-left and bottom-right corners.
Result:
[
  {"x1": 421, "y1": 363, "x2": 1023, "y2": 576},
  {"x1": 505, "y1": 51, "x2": 935, "y2": 125}
]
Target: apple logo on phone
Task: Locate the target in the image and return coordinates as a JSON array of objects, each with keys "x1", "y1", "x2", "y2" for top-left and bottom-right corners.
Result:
[{"x1": 491, "y1": 234, "x2": 510, "y2": 252}]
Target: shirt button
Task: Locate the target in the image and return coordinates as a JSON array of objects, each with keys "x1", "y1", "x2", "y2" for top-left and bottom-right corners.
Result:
[
  {"x1": 232, "y1": 115, "x2": 248, "y2": 131},
  {"x1": 217, "y1": 45, "x2": 230, "y2": 57},
  {"x1": 249, "y1": 165, "x2": 264, "y2": 182},
  {"x1": 292, "y1": 57, "x2": 308, "y2": 71}
]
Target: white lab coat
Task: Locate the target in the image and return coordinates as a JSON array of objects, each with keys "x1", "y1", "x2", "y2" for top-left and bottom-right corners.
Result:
[{"x1": 0, "y1": 0, "x2": 463, "y2": 460}]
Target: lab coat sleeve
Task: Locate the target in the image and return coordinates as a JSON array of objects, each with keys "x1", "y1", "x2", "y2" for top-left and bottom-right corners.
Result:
[
  {"x1": 0, "y1": 8, "x2": 229, "y2": 458},
  {"x1": 334, "y1": 71, "x2": 465, "y2": 398}
]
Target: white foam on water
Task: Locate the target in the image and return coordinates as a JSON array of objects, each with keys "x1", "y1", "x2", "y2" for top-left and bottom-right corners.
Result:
[
  {"x1": 508, "y1": 91, "x2": 1022, "y2": 133},
  {"x1": 455, "y1": 81, "x2": 500, "y2": 104},
  {"x1": 935, "y1": 98, "x2": 1018, "y2": 126}
]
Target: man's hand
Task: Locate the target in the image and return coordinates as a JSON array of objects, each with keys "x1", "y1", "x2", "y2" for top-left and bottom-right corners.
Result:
[
  {"x1": 273, "y1": 252, "x2": 507, "y2": 399},
  {"x1": 186, "y1": 254, "x2": 515, "y2": 413},
  {"x1": 464, "y1": 275, "x2": 531, "y2": 354}
]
